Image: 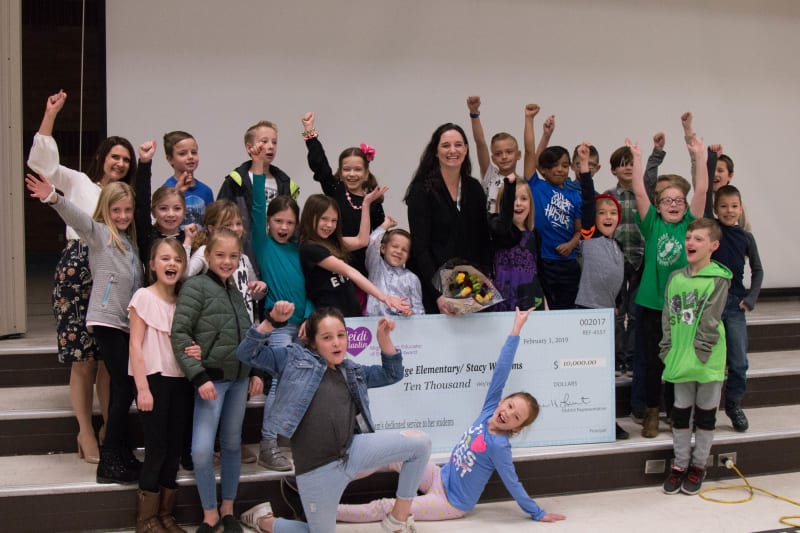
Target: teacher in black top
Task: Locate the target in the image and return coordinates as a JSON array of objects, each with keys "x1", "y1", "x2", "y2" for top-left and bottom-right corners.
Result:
[{"x1": 405, "y1": 123, "x2": 490, "y2": 314}]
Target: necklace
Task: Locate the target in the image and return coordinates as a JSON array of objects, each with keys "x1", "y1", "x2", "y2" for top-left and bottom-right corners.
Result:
[{"x1": 344, "y1": 189, "x2": 363, "y2": 211}]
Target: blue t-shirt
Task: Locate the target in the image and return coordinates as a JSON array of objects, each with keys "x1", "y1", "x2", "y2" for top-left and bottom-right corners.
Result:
[
  {"x1": 163, "y1": 176, "x2": 214, "y2": 227},
  {"x1": 441, "y1": 336, "x2": 546, "y2": 521},
  {"x1": 527, "y1": 172, "x2": 582, "y2": 261}
]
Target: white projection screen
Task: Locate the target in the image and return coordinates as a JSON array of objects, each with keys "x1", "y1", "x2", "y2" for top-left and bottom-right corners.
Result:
[{"x1": 107, "y1": 0, "x2": 800, "y2": 287}]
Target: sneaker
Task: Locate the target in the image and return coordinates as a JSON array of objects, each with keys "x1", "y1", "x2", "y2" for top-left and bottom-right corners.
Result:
[
  {"x1": 381, "y1": 513, "x2": 417, "y2": 533},
  {"x1": 615, "y1": 362, "x2": 625, "y2": 378},
  {"x1": 240, "y1": 502, "x2": 272, "y2": 532},
  {"x1": 220, "y1": 514, "x2": 243, "y2": 533},
  {"x1": 241, "y1": 444, "x2": 257, "y2": 464},
  {"x1": 663, "y1": 465, "x2": 686, "y2": 495},
  {"x1": 615, "y1": 423, "x2": 629, "y2": 440},
  {"x1": 726, "y1": 406, "x2": 749, "y2": 432},
  {"x1": 180, "y1": 453, "x2": 194, "y2": 471},
  {"x1": 681, "y1": 464, "x2": 706, "y2": 495},
  {"x1": 258, "y1": 439, "x2": 292, "y2": 471},
  {"x1": 196, "y1": 522, "x2": 221, "y2": 533}
]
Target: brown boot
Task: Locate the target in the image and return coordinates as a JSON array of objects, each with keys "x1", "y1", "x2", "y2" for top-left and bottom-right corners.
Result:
[
  {"x1": 158, "y1": 487, "x2": 187, "y2": 533},
  {"x1": 642, "y1": 408, "x2": 660, "y2": 438},
  {"x1": 136, "y1": 490, "x2": 167, "y2": 533}
]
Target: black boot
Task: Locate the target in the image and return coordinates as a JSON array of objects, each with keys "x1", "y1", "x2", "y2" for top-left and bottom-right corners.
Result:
[
  {"x1": 121, "y1": 447, "x2": 143, "y2": 472},
  {"x1": 97, "y1": 447, "x2": 138, "y2": 484}
]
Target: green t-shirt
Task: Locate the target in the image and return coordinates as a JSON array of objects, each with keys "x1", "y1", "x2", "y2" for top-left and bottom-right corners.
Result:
[{"x1": 635, "y1": 204, "x2": 695, "y2": 310}]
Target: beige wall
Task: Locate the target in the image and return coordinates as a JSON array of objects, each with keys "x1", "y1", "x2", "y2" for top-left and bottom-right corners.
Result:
[{"x1": 107, "y1": 0, "x2": 800, "y2": 287}]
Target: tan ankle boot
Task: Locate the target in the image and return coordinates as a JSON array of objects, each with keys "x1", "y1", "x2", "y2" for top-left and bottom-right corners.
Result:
[
  {"x1": 642, "y1": 408, "x2": 660, "y2": 438},
  {"x1": 136, "y1": 490, "x2": 167, "y2": 533},
  {"x1": 158, "y1": 487, "x2": 187, "y2": 533}
]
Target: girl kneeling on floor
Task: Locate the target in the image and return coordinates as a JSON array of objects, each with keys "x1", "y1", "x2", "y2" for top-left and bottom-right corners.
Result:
[{"x1": 237, "y1": 304, "x2": 431, "y2": 533}]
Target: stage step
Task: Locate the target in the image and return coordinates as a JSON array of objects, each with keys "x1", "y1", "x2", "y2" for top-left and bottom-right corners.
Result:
[
  {"x1": 1, "y1": 349, "x2": 798, "y2": 457},
  {"x1": 0, "y1": 404, "x2": 798, "y2": 532}
]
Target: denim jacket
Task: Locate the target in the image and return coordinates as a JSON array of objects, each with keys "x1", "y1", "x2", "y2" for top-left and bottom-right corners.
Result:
[{"x1": 237, "y1": 325, "x2": 403, "y2": 438}]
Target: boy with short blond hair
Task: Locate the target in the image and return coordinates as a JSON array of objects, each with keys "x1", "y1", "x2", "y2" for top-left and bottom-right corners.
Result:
[
  {"x1": 467, "y1": 96, "x2": 522, "y2": 214},
  {"x1": 660, "y1": 217, "x2": 731, "y2": 496},
  {"x1": 218, "y1": 120, "x2": 300, "y2": 244}
]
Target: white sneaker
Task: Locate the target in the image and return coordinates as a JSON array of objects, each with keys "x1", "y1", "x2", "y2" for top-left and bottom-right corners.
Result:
[
  {"x1": 240, "y1": 501, "x2": 273, "y2": 532},
  {"x1": 381, "y1": 513, "x2": 417, "y2": 533}
]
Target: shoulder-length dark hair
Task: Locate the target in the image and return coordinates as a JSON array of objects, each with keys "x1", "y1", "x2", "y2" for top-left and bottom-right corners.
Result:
[
  {"x1": 404, "y1": 123, "x2": 471, "y2": 202},
  {"x1": 298, "y1": 194, "x2": 349, "y2": 261},
  {"x1": 86, "y1": 136, "x2": 137, "y2": 186}
]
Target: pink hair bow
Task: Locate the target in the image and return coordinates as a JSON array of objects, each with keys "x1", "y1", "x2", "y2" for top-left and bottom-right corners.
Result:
[{"x1": 359, "y1": 143, "x2": 376, "y2": 162}]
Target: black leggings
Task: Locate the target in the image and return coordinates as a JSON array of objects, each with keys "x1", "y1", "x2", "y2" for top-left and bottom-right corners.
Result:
[
  {"x1": 138, "y1": 373, "x2": 194, "y2": 491},
  {"x1": 93, "y1": 326, "x2": 134, "y2": 452},
  {"x1": 639, "y1": 307, "x2": 673, "y2": 411}
]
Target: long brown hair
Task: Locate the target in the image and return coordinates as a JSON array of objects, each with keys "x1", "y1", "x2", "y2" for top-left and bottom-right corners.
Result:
[{"x1": 298, "y1": 194, "x2": 348, "y2": 261}]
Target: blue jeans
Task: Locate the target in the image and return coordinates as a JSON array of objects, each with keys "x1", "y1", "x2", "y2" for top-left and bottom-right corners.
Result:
[
  {"x1": 192, "y1": 377, "x2": 249, "y2": 510},
  {"x1": 273, "y1": 430, "x2": 432, "y2": 533},
  {"x1": 261, "y1": 324, "x2": 298, "y2": 441},
  {"x1": 722, "y1": 293, "x2": 749, "y2": 408}
]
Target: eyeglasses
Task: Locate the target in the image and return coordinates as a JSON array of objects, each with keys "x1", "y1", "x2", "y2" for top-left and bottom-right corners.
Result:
[{"x1": 659, "y1": 197, "x2": 686, "y2": 206}]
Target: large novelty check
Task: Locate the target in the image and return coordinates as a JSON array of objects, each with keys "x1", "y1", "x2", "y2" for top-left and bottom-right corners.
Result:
[{"x1": 344, "y1": 309, "x2": 615, "y2": 453}]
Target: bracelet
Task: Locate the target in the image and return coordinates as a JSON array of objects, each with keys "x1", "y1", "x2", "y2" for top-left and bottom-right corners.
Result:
[
  {"x1": 267, "y1": 313, "x2": 288, "y2": 329},
  {"x1": 302, "y1": 128, "x2": 318, "y2": 140},
  {"x1": 469, "y1": 112, "x2": 480, "y2": 119},
  {"x1": 41, "y1": 185, "x2": 57, "y2": 204}
]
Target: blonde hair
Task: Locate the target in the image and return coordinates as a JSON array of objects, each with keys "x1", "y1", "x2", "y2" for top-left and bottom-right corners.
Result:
[
  {"x1": 92, "y1": 182, "x2": 137, "y2": 253},
  {"x1": 244, "y1": 120, "x2": 278, "y2": 145},
  {"x1": 496, "y1": 181, "x2": 534, "y2": 231}
]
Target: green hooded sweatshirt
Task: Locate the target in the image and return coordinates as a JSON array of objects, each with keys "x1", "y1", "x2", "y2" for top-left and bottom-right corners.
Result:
[{"x1": 659, "y1": 260, "x2": 732, "y2": 383}]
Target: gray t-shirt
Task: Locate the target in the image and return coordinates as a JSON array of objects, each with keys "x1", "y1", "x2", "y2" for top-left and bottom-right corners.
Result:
[{"x1": 290, "y1": 366, "x2": 356, "y2": 475}]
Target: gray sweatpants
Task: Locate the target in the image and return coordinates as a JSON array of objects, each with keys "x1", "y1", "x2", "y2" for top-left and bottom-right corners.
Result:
[{"x1": 672, "y1": 380, "x2": 723, "y2": 469}]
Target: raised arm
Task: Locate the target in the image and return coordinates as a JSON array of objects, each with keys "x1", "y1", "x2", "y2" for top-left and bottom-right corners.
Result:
[
  {"x1": 522, "y1": 104, "x2": 541, "y2": 179},
  {"x1": 629, "y1": 139, "x2": 651, "y2": 218},
  {"x1": 37, "y1": 90, "x2": 67, "y2": 137},
  {"x1": 342, "y1": 185, "x2": 388, "y2": 251},
  {"x1": 644, "y1": 132, "x2": 666, "y2": 203},
  {"x1": 134, "y1": 141, "x2": 156, "y2": 259},
  {"x1": 302, "y1": 112, "x2": 337, "y2": 196},
  {"x1": 467, "y1": 96, "x2": 491, "y2": 179},
  {"x1": 576, "y1": 142, "x2": 596, "y2": 229},
  {"x1": 536, "y1": 114, "x2": 554, "y2": 168},
  {"x1": 687, "y1": 136, "x2": 708, "y2": 219}
]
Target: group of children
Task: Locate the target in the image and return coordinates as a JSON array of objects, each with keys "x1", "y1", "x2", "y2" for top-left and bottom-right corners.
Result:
[{"x1": 27, "y1": 88, "x2": 762, "y2": 532}]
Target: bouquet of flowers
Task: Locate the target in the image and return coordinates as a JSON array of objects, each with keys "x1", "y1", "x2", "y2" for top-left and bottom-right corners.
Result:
[{"x1": 434, "y1": 260, "x2": 503, "y2": 314}]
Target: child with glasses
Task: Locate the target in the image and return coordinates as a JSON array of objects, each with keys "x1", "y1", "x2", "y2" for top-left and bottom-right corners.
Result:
[{"x1": 629, "y1": 117, "x2": 709, "y2": 439}]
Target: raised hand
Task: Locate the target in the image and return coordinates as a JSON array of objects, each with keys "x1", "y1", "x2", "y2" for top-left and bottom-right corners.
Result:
[
  {"x1": 376, "y1": 316, "x2": 398, "y2": 354},
  {"x1": 301, "y1": 112, "x2": 315, "y2": 132},
  {"x1": 709, "y1": 143, "x2": 723, "y2": 157},
  {"x1": 625, "y1": 138, "x2": 641, "y2": 160},
  {"x1": 270, "y1": 300, "x2": 295, "y2": 323},
  {"x1": 183, "y1": 223, "x2": 199, "y2": 246},
  {"x1": 364, "y1": 185, "x2": 389, "y2": 205},
  {"x1": 25, "y1": 173, "x2": 56, "y2": 202},
  {"x1": 681, "y1": 112, "x2": 694, "y2": 137},
  {"x1": 138, "y1": 140, "x2": 156, "y2": 164},
  {"x1": 524, "y1": 103, "x2": 541, "y2": 118},
  {"x1": 653, "y1": 131, "x2": 666, "y2": 152},
  {"x1": 380, "y1": 215, "x2": 398, "y2": 231},
  {"x1": 45, "y1": 90, "x2": 68, "y2": 116},
  {"x1": 543, "y1": 115, "x2": 555, "y2": 136},
  {"x1": 467, "y1": 96, "x2": 481, "y2": 114},
  {"x1": 510, "y1": 306, "x2": 535, "y2": 336}
]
